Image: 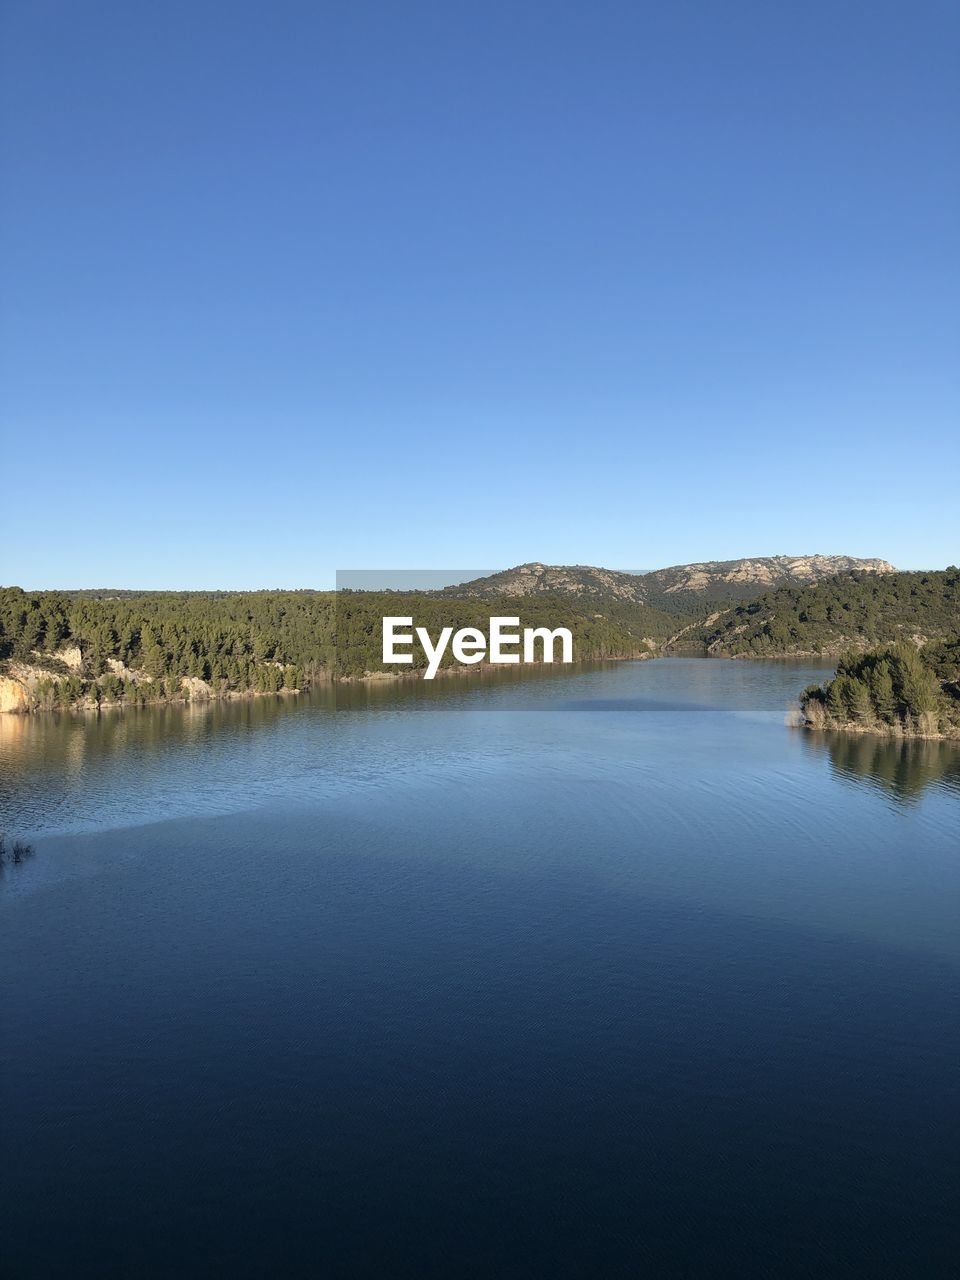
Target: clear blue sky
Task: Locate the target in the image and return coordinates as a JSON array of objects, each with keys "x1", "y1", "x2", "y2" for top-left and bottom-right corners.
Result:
[{"x1": 1, "y1": 1, "x2": 957, "y2": 588}]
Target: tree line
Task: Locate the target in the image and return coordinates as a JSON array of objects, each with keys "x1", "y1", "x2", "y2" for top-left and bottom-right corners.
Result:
[{"x1": 0, "y1": 586, "x2": 668, "y2": 709}]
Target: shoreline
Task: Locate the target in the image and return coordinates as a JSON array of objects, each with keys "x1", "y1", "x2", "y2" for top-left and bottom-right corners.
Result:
[
  {"x1": 799, "y1": 719, "x2": 960, "y2": 743},
  {"x1": 0, "y1": 653, "x2": 656, "y2": 716},
  {"x1": 0, "y1": 685, "x2": 307, "y2": 718},
  {"x1": 5, "y1": 651, "x2": 955, "y2": 738},
  {"x1": 337, "y1": 651, "x2": 653, "y2": 685}
]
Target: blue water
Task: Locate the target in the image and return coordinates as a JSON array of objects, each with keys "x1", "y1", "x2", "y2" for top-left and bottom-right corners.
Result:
[{"x1": 1, "y1": 659, "x2": 958, "y2": 1276}]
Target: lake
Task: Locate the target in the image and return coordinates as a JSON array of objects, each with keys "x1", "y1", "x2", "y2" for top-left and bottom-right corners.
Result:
[{"x1": 1, "y1": 658, "x2": 958, "y2": 1277}]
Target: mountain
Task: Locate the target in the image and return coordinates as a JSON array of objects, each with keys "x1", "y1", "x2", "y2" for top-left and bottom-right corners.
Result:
[
  {"x1": 444, "y1": 556, "x2": 896, "y2": 612},
  {"x1": 642, "y1": 555, "x2": 895, "y2": 610},
  {"x1": 441, "y1": 563, "x2": 649, "y2": 603}
]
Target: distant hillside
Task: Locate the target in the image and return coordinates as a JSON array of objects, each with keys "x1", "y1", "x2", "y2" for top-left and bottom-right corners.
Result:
[
  {"x1": 691, "y1": 569, "x2": 959, "y2": 658},
  {"x1": 641, "y1": 555, "x2": 895, "y2": 610},
  {"x1": 442, "y1": 563, "x2": 649, "y2": 602},
  {"x1": 0, "y1": 585, "x2": 664, "y2": 712},
  {"x1": 445, "y1": 556, "x2": 895, "y2": 613}
]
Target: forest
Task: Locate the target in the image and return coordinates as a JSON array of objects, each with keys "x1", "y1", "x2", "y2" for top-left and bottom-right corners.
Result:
[
  {"x1": 800, "y1": 639, "x2": 960, "y2": 739},
  {"x1": 0, "y1": 586, "x2": 670, "y2": 710},
  {"x1": 0, "y1": 588, "x2": 335, "y2": 708},
  {"x1": 4, "y1": 571, "x2": 958, "y2": 724},
  {"x1": 695, "y1": 569, "x2": 960, "y2": 657}
]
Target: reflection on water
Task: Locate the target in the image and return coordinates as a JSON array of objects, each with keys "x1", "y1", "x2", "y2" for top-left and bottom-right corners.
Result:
[
  {"x1": 330, "y1": 659, "x2": 634, "y2": 710},
  {"x1": 0, "y1": 686, "x2": 329, "y2": 760},
  {"x1": 0, "y1": 835, "x2": 36, "y2": 881},
  {"x1": 3, "y1": 658, "x2": 959, "y2": 842},
  {"x1": 803, "y1": 729, "x2": 960, "y2": 803},
  {"x1": 0, "y1": 690, "x2": 337, "y2": 838}
]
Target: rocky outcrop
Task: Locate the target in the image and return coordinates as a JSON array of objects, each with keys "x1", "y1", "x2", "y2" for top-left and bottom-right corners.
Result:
[
  {"x1": 0, "y1": 676, "x2": 29, "y2": 714},
  {"x1": 445, "y1": 556, "x2": 896, "y2": 611},
  {"x1": 181, "y1": 676, "x2": 212, "y2": 701},
  {"x1": 106, "y1": 657, "x2": 149, "y2": 683},
  {"x1": 55, "y1": 645, "x2": 83, "y2": 671},
  {"x1": 654, "y1": 556, "x2": 896, "y2": 596},
  {"x1": 1, "y1": 663, "x2": 59, "y2": 712},
  {"x1": 442, "y1": 562, "x2": 650, "y2": 602},
  {"x1": 30, "y1": 645, "x2": 84, "y2": 671}
]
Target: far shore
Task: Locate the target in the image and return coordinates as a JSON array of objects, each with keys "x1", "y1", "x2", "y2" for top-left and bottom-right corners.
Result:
[
  {"x1": 5, "y1": 651, "x2": 956, "y2": 745},
  {"x1": 0, "y1": 652, "x2": 656, "y2": 715},
  {"x1": 337, "y1": 651, "x2": 654, "y2": 685}
]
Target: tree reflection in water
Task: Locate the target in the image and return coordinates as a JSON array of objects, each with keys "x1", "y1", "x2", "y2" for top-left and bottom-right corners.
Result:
[{"x1": 802, "y1": 730, "x2": 960, "y2": 803}]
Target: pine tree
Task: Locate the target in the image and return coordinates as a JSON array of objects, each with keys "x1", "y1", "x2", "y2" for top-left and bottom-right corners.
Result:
[
  {"x1": 845, "y1": 679, "x2": 872, "y2": 723},
  {"x1": 826, "y1": 676, "x2": 851, "y2": 720},
  {"x1": 869, "y1": 660, "x2": 898, "y2": 724},
  {"x1": 890, "y1": 644, "x2": 938, "y2": 718}
]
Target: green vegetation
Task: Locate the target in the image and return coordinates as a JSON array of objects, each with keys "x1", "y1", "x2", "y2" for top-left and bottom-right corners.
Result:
[
  {"x1": 0, "y1": 586, "x2": 669, "y2": 710},
  {"x1": 696, "y1": 569, "x2": 959, "y2": 657},
  {"x1": 335, "y1": 591, "x2": 669, "y2": 678},
  {"x1": 799, "y1": 640, "x2": 960, "y2": 739},
  {"x1": 0, "y1": 833, "x2": 35, "y2": 867},
  {"x1": 4, "y1": 567, "x2": 956, "y2": 720},
  {"x1": 0, "y1": 587, "x2": 335, "y2": 709}
]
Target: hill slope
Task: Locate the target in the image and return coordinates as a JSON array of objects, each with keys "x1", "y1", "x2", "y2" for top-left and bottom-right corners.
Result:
[
  {"x1": 0, "y1": 584, "x2": 663, "y2": 711},
  {"x1": 445, "y1": 556, "x2": 895, "y2": 613},
  {"x1": 693, "y1": 569, "x2": 959, "y2": 657},
  {"x1": 441, "y1": 563, "x2": 649, "y2": 603},
  {"x1": 641, "y1": 555, "x2": 894, "y2": 610}
]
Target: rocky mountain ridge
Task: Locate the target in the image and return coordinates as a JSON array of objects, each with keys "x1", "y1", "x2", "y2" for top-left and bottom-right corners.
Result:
[{"x1": 443, "y1": 556, "x2": 896, "y2": 612}]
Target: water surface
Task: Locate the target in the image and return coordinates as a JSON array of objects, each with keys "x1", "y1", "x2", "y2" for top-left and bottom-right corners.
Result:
[{"x1": 1, "y1": 660, "x2": 958, "y2": 1276}]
